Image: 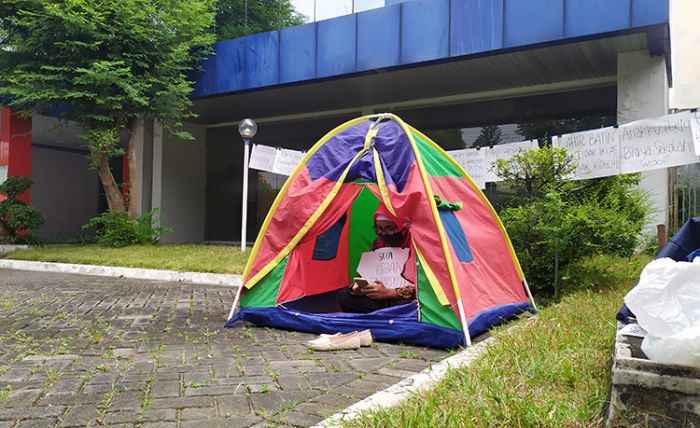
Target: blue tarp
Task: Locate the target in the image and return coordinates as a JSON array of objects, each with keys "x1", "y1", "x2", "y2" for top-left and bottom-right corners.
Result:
[
  {"x1": 226, "y1": 301, "x2": 533, "y2": 349},
  {"x1": 616, "y1": 217, "x2": 700, "y2": 323}
]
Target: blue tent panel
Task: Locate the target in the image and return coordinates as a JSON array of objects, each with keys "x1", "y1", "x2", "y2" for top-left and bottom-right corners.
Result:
[{"x1": 226, "y1": 301, "x2": 533, "y2": 349}]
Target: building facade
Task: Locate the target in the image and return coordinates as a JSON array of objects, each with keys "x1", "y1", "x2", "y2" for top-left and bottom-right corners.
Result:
[{"x1": 1, "y1": 0, "x2": 698, "y2": 243}]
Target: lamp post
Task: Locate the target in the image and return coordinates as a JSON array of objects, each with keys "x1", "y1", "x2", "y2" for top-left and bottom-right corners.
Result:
[{"x1": 238, "y1": 118, "x2": 257, "y2": 252}]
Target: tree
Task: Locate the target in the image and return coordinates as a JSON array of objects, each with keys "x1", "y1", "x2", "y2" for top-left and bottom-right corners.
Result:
[
  {"x1": 0, "y1": 0, "x2": 216, "y2": 219},
  {"x1": 215, "y1": 0, "x2": 305, "y2": 41},
  {"x1": 0, "y1": 176, "x2": 44, "y2": 243},
  {"x1": 493, "y1": 145, "x2": 649, "y2": 300},
  {"x1": 473, "y1": 124, "x2": 502, "y2": 148}
]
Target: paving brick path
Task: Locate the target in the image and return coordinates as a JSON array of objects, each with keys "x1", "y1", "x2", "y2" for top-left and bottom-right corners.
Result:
[{"x1": 0, "y1": 269, "x2": 448, "y2": 427}]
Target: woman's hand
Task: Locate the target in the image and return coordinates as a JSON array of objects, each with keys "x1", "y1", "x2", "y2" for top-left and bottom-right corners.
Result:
[{"x1": 363, "y1": 280, "x2": 398, "y2": 301}]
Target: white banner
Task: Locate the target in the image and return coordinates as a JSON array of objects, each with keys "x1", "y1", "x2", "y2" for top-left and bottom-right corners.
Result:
[
  {"x1": 248, "y1": 144, "x2": 278, "y2": 173},
  {"x1": 447, "y1": 148, "x2": 487, "y2": 189},
  {"x1": 691, "y1": 110, "x2": 700, "y2": 156},
  {"x1": 619, "y1": 111, "x2": 699, "y2": 174},
  {"x1": 482, "y1": 140, "x2": 538, "y2": 183},
  {"x1": 272, "y1": 148, "x2": 305, "y2": 177},
  {"x1": 553, "y1": 127, "x2": 620, "y2": 180}
]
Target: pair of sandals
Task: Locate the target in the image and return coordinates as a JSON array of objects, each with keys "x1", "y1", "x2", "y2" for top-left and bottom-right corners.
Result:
[{"x1": 306, "y1": 329, "x2": 373, "y2": 351}]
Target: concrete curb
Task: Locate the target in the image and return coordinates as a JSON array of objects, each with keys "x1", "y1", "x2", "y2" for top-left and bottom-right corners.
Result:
[
  {"x1": 312, "y1": 336, "x2": 494, "y2": 427},
  {"x1": 0, "y1": 259, "x2": 242, "y2": 287}
]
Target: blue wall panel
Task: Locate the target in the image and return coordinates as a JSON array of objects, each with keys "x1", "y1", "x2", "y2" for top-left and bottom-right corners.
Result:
[
  {"x1": 450, "y1": 0, "x2": 504, "y2": 56},
  {"x1": 280, "y1": 24, "x2": 316, "y2": 84},
  {"x1": 357, "y1": 5, "x2": 401, "y2": 71},
  {"x1": 504, "y1": 0, "x2": 564, "y2": 47},
  {"x1": 245, "y1": 32, "x2": 279, "y2": 89},
  {"x1": 317, "y1": 15, "x2": 357, "y2": 78},
  {"x1": 632, "y1": 0, "x2": 669, "y2": 27},
  {"x1": 565, "y1": 0, "x2": 630, "y2": 37},
  {"x1": 215, "y1": 39, "x2": 247, "y2": 93},
  {"x1": 401, "y1": 0, "x2": 449, "y2": 63}
]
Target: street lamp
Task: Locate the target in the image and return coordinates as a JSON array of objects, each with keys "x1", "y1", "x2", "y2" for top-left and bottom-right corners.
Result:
[{"x1": 238, "y1": 118, "x2": 257, "y2": 252}]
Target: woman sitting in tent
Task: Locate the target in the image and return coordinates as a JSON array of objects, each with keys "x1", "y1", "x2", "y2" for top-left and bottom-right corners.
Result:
[{"x1": 339, "y1": 205, "x2": 417, "y2": 313}]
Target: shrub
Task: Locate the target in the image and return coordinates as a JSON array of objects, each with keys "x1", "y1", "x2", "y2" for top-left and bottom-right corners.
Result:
[
  {"x1": 82, "y1": 208, "x2": 172, "y2": 247},
  {"x1": 494, "y1": 145, "x2": 649, "y2": 300},
  {"x1": 0, "y1": 176, "x2": 44, "y2": 244}
]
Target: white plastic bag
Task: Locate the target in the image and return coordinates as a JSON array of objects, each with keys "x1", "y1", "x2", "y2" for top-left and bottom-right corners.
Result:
[{"x1": 624, "y1": 257, "x2": 700, "y2": 368}]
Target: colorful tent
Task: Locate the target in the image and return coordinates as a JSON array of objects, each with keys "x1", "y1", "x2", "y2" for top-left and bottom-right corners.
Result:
[{"x1": 226, "y1": 114, "x2": 535, "y2": 348}]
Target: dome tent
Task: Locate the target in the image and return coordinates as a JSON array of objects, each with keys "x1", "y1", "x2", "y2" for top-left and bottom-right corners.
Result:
[{"x1": 226, "y1": 114, "x2": 535, "y2": 348}]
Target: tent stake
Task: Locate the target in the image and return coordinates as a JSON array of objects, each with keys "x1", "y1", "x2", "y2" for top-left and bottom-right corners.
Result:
[
  {"x1": 227, "y1": 285, "x2": 244, "y2": 321},
  {"x1": 522, "y1": 278, "x2": 538, "y2": 312},
  {"x1": 456, "y1": 299, "x2": 472, "y2": 347}
]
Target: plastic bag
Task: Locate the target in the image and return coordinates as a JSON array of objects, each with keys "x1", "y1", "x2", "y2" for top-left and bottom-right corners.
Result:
[{"x1": 624, "y1": 257, "x2": 700, "y2": 368}]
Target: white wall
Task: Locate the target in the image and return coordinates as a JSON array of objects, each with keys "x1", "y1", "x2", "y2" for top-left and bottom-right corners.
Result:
[
  {"x1": 31, "y1": 146, "x2": 99, "y2": 241},
  {"x1": 617, "y1": 51, "x2": 669, "y2": 230},
  {"x1": 156, "y1": 123, "x2": 206, "y2": 243},
  {"x1": 670, "y1": 0, "x2": 700, "y2": 110}
]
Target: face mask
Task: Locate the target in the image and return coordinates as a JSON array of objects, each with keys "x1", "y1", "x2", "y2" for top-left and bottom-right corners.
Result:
[{"x1": 379, "y1": 228, "x2": 407, "y2": 246}]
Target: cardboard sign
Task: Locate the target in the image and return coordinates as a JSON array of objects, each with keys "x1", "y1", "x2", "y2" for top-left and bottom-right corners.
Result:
[
  {"x1": 248, "y1": 144, "x2": 278, "y2": 173},
  {"x1": 619, "y1": 111, "x2": 699, "y2": 174},
  {"x1": 553, "y1": 127, "x2": 620, "y2": 180},
  {"x1": 272, "y1": 148, "x2": 305, "y2": 177},
  {"x1": 482, "y1": 140, "x2": 538, "y2": 183},
  {"x1": 448, "y1": 148, "x2": 487, "y2": 189},
  {"x1": 356, "y1": 247, "x2": 412, "y2": 289}
]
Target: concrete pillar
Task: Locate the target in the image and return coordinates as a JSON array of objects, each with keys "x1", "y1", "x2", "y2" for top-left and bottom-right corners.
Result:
[
  {"x1": 617, "y1": 51, "x2": 669, "y2": 230},
  {"x1": 151, "y1": 120, "x2": 163, "y2": 228},
  {"x1": 669, "y1": 0, "x2": 700, "y2": 110},
  {"x1": 0, "y1": 108, "x2": 32, "y2": 203}
]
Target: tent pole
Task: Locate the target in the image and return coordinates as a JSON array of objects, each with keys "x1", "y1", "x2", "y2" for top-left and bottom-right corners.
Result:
[
  {"x1": 456, "y1": 299, "x2": 472, "y2": 347},
  {"x1": 227, "y1": 285, "x2": 244, "y2": 321},
  {"x1": 523, "y1": 278, "x2": 538, "y2": 312}
]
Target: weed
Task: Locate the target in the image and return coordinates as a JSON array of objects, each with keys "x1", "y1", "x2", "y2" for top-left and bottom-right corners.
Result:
[
  {"x1": 264, "y1": 369, "x2": 281, "y2": 380},
  {"x1": 96, "y1": 364, "x2": 109, "y2": 372},
  {"x1": 399, "y1": 350, "x2": 420, "y2": 359},
  {"x1": 0, "y1": 385, "x2": 12, "y2": 402},
  {"x1": 97, "y1": 386, "x2": 116, "y2": 424},
  {"x1": 260, "y1": 384, "x2": 272, "y2": 393},
  {"x1": 330, "y1": 364, "x2": 342, "y2": 373}
]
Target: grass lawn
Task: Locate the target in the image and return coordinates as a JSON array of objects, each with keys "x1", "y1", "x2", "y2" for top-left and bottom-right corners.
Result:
[
  {"x1": 345, "y1": 254, "x2": 651, "y2": 428},
  {"x1": 0, "y1": 244, "x2": 252, "y2": 274}
]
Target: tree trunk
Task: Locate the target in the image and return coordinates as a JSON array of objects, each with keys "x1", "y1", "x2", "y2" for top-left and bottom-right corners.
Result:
[
  {"x1": 96, "y1": 153, "x2": 126, "y2": 212},
  {"x1": 127, "y1": 117, "x2": 140, "y2": 219}
]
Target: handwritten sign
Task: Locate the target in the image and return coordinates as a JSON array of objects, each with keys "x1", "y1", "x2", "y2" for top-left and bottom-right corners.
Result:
[
  {"x1": 0, "y1": 166, "x2": 6, "y2": 186},
  {"x1": 356, "y1": 247, "x2": 412, "y2": 289},
  {"x1": 447, "y1": 149, "x2": 487, "y2": 189},
  {"x1": 553, "y1": 127, "x2": 620, "y2": 180},
  {"x1": 272, "y1": 148, "x2": 305, "y2": 177},
  {"x1": 248, "y1": 144, "x2": 277, "y2": 173},
  {"x1": 619, "y1": 111, "x2": 699, "y2": 174},
  {"x1": 482, "y1": 140, "x2": 538, "y2": 183},
  {"x1": 691, "y1": 110, "x2": 700, "y2": 156}
]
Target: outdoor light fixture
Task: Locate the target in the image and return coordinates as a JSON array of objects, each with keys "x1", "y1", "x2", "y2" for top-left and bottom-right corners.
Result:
[
  {"x1": 238, "y1": 118, "x2": 258, "y2": 139},
  {"x1": 238, "y1": 118, "x2": 257, "y2": 252}
]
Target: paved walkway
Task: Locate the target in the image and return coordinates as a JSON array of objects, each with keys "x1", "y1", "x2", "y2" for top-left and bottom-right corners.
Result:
[{"x1": 0, "y1": 269, "x2": 448, "y2": 427}]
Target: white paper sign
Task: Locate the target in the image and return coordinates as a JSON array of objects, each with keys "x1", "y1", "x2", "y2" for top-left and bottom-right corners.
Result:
[
  {"x1": 356, "y1": 247, "x2": 412, "y2": 289},
  {"x1": 553, "y1": 127, "x2": 620, "y2": 180},
  {"x1": 619, "y1": 112, "x2": 699, "y2": 173},
  {"x1": 482, "y1": 140, "x2": 538, "y2": 183},
  {"x1": 0, "y1": 166, "x2": 7, "y2": 185},
  {"x1": 248, "y1": 144, "x2": 278, "y2": 173},
  {"x1": 271, "y1": 148, "x2": 305, "y2": 177},
  {"x1": 691, "y1": 110, "x2": 700, "y2": 156},
  {"x1": 448, "y1": 149, "x2": 487, "y2": 189}
]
